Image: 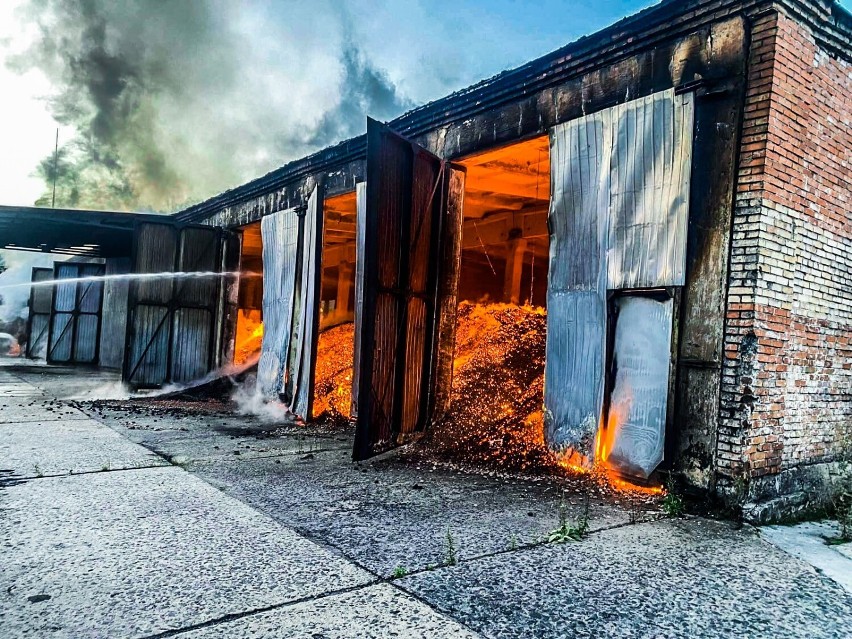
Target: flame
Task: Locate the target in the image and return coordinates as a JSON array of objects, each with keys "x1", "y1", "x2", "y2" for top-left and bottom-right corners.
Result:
[
  {"x1": 234, "y1": 309, "x2": 263, "y2": 365},
  {"x1": 415, "y1": 302, "x2": 663, "y2": 497},
  {"x1": 312, "y1": 322, "x2": 355, "y2": 423}
]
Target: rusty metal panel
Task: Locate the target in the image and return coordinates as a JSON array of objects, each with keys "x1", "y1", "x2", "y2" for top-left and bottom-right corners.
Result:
[
  {"x1": 257, "y1": 207, "x2": 300, "y2": 398},
  {"x1": 26, "y1": 267, "x2": 53, "y2": 359},
  {"x1": 430, "y1": 165, "x2": 465, "y2": 421},
  {"x1": 545, "y1": 113, "x2": 610, "y2": 455},
  {"x1": 351, "y1": 182, "x2": 366, "y2": 419},
  {"x1": 607, "y1": 90, "x2": 694, "y2": 289},
  {"x1": 353, "y1": 119, "x2": 452, "y2": 460},
  {"x1": 604, "y1": 295, "x2": 674, "y2": 478},
  {"x1": 291, "y1": 185, "x2": 324, "y2": 419}
]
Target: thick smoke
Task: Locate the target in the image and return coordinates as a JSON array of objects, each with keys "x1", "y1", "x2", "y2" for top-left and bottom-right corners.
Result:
[{"x1": 8, "y1": 0, "x2": 413, "y2": 212}]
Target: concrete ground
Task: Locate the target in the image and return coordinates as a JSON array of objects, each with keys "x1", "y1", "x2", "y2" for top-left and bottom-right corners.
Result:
[{"x1": 2, "y1": 364, "x2": 851, "y2": 638}]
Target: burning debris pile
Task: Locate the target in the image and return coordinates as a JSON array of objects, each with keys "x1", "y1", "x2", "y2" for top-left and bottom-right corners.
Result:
[
  {"x1": 234, "y1": 310, "x2": 263, "y2": 365},
  {"x1": 419, "y1": 302, "x2": 556, "y2": 473},
  {"x1": 312, "y1": 322, "x2": 355, "y2": 424}
]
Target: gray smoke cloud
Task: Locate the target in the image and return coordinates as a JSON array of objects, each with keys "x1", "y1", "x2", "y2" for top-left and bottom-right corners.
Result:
[{"x1": 8, "y1": 0, "x2": 416, "y2": 212}]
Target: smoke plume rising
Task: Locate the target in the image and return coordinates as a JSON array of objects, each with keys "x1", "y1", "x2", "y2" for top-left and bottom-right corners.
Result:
[{"x1": 7, "y1": 0, "x2": 417, "y2": 212}]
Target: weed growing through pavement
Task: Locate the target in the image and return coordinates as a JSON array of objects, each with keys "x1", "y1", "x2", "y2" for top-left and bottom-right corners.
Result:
[
  {"x1": 33, "y1": 464, "x2": 42, "y2": 478},
  {"x1": 508, "y1": 534, "x2": 518, "y2": 551},
  {"x1": 662, "y1": 476, "x2": 685, "y2": 517},
  {"x1": 548, "y1": 495, "x2": 589, "y2": 543},
  {"x1": 827, "y1": 488, "x2": 852, "y2": 545},
  {"x1": 444, "y1": 528, "x2": 457, "y2": 566},
  {"x1": 391, "y1": 566, "x2": 408, "y2": 579}
]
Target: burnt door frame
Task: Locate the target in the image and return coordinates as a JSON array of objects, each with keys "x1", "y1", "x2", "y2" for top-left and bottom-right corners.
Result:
[
  {"x1": 353, "y1": 118, "x2": 465, "y2": 460},
  {"x1": 46, "y1": 262, "x2": 105, "y2": 366}
]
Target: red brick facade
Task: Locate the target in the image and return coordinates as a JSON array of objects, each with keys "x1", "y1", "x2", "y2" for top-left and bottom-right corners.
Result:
[{"x1": 721, "y1": 8, "x2": 852, "y2": 516}]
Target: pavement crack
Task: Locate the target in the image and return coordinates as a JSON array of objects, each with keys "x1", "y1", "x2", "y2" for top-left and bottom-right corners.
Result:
[{"x1": 139, "y1": 580, "x2": 383, "y2": 638}]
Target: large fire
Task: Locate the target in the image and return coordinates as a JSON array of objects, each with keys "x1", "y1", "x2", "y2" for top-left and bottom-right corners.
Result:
[
  {"x1": 234, "y1": 309, "x2": 263, "y2": 365},
  {"x1": 312, "y1": 322, "x2": 355, "y2": 424},
  {"x1": 414, "y1": 301, "x2": 662, "y2": 496}
]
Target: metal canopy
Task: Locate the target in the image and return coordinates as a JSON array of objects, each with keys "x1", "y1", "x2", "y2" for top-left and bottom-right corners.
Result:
[{"x1": 0, "y1": 205, "x2": 168, "y2": 258}]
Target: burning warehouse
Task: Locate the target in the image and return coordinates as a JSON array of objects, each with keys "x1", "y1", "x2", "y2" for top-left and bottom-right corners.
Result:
[{"x1": 5, "y1": 0, "x2": 852, "y2": 522}]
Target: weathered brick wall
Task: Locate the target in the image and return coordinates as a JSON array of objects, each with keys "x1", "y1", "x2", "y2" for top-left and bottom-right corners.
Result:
[{"x1": 720, "y1": 8, "x2": 852, "y2": 517}]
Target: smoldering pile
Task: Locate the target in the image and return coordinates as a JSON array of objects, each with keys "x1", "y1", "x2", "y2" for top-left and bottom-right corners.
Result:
[
  {"x1": 416, "y1": 302, "x2": 559, "y2": 473},
  {"x1": 312, "y1": 322, "x2": 355, "y2": 425}
]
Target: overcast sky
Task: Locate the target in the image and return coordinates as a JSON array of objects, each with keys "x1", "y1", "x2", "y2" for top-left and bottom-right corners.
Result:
[{"x1": 0, "y1": 0, "x2": 849, "y2": 210}]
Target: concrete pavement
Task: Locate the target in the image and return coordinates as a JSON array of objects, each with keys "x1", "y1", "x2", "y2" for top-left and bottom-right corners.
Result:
[{"x1": 2, "y1": 364, "x2": 851, "y2": 638}]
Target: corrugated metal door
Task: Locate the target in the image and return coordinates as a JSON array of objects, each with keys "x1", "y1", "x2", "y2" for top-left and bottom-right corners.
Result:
[
  {"x1": 288, "y1": 185, "x2": 324, "y2": 419},
  {"x1": 257, "y1": 208, "x2": 300, "y2": 398},
  {"x1": 545, "y1": 88, "x2": 693, "y2": 468},
  {"x1": 47, "y1": 262, "x2": 105, "y2": 365},
  {"x1": 26, "y1": 267, "x2": 53, "y2": 359},
  {"x1": 123, "y1": 223, "x2": 224, "y2": 387},
  {"x1": 353, "y1": 118, "x2": 465, "y2": 460}
]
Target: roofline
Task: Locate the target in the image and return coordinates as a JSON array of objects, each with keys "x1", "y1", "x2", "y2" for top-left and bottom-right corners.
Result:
[{"x1": 176, "y1": 0, "x2": 851, "y2": 224}]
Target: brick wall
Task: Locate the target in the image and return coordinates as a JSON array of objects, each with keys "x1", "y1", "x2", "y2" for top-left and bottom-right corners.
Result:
[{"x1": 720, "y1": 8, "x2": 852, "y2": 511}]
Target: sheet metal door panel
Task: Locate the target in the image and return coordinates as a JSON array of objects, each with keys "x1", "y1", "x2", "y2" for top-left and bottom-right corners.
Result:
[
  {"x1": 545, "y1": 114, "x2": 611, "y2": 455},
  {"x1": 604, "y1": 294, "x2": 674, "y2": 478},
  {"x1": 257, "y1": 208, "x2": 300, "y2": 398},
  {"x1": 354, "y1": 118, "x2": 464, "y2": 460},
  {"x1": 123, "y1": 223, "x2": 223, "y2": 387},
  {"x1": 607, "y1": 91, "x2": 694, "y2": 289},
  {"x1": 26, "y1": 267, "x2": 53, "y2": 359},
  {"x1": 170, "y1": 227, "x2": 220, "y2": 383},
  {"x1": 47, "y1": 263, "x2": 105, "y2": 365},
  {"x1": 290, "y1": 185, "x2": 324, "y2": 419},
  {"x1": 351, "y1": 182, "x2": 367, "y2": 420},
  {"x1": 545, "y1": 88, "x2": 693, "y2": 460}
]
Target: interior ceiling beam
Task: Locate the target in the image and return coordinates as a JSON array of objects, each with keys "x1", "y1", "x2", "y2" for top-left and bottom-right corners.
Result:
[{"x1": 462, "y1": 209, "x2": 548, "y2": 249}]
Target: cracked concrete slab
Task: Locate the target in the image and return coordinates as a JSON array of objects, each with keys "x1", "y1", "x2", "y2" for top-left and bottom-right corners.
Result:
[
  {"x1": 397, "y1": 518, "x2": 852, "y2": 639},
  {"x1": 188, "y1": 450, "x2": 638, "y2": 576},
  {"x1": 179, "y1": 583, "x2": 480, "y2": 638},
  {"x1": 0, "y1": 419, "x2": 167, "y2": 478},
  {"x1": 1, "y1": 466, "x2": 375, "y2": 638}
]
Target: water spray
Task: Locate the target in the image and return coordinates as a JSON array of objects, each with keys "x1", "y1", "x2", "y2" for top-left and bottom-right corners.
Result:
[{"x1": 0, "y1": 271, "x2": 261, "y2": 292}]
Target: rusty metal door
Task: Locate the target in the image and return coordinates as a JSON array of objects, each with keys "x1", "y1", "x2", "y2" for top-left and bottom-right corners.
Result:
[
  {"x1": 353, "y1": 118, "x2": 465, "y2": 460},
  {"x1": 123, "y1": 223, "x2": 225, "y2": 387},
  {"x1": 47, "y1": 262, "x2": 105, "y2": 365},
  {"x1": 26, "y1": 267, "x2": 53, "y2": 359}
]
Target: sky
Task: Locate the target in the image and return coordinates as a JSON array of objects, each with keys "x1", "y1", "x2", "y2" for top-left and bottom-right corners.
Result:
[{"x1": 0, "y1": 0, "x2": 850, "y2": 212}]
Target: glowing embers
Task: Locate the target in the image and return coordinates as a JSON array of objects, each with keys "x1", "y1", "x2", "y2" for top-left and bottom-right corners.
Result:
[
  {"x1": 423, "y1": 302, "x2": 552, "y2": 472},
  {"x1": 234, "y1": 309, "x2": 263, "y2": 365},
  {"x1": 312, "y1": 322, "x2": 354, "y2": 424}
]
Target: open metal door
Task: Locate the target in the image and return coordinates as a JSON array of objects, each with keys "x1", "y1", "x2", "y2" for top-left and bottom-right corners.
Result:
[
  {"x1": 123, "y1": 223, "x2": 225, "y2": 387},
  {"x1": 47, "y1": 262, "x2": 105, "y2": 365},
  {"x1": 353, "y1": 118, "x2": 465, "y2": 460},
  {"x1": 257, "y1": 207, "x2": 300, "y2": 398},
  {"x1": 288, "y1": 185, "x2": 324, "y2": 419},
  {"x1": 26, "y1": 267, "x2": 53, "y2": 359}
]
